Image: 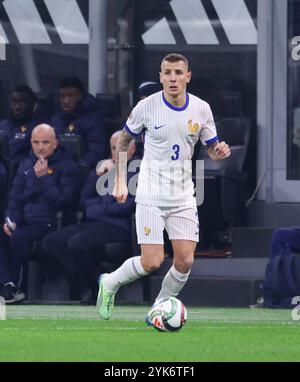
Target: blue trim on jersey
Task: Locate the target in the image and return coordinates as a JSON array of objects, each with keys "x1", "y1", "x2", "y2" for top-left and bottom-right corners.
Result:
[
  {"x1": 205, "y1": 135, "x2": 219, "y2": 145},
  {"x1": 124, "y1": 123, "x2": 140, "y2": 137},
  {"x1": 162, "y1": 92, "x2": 189, "y2": 111}
]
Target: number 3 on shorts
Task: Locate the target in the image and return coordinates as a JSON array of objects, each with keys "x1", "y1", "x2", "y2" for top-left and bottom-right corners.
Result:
[{"x1": 171, "y1": 144, "x2": 180, "y2": 160}]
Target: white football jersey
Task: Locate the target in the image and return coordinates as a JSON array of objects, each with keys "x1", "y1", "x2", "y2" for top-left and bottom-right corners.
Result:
[{"x1": 125, "y1": 91, "x2": 218, "y2": 207}]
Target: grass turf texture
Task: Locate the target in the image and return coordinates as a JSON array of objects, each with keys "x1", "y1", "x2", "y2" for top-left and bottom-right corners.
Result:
[{"x1": 0, "y1": 305, "x2": 300, "y2": 361}]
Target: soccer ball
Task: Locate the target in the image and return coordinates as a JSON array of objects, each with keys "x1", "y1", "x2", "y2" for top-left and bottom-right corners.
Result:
[{"x1": 147, "y1": 297, "x2": 187, "y2": 332}]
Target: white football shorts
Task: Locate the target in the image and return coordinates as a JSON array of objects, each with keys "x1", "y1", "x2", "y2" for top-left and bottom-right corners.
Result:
[{"x1": 135, "y1": 203, "x2": 199, "y2": 244}]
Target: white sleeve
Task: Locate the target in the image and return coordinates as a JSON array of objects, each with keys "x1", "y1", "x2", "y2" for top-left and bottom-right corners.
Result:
[
  {"x1": 124, "y1": 100, "x2": 145, "y2": 137},
  {"x1": 199, "y1": 104, "x2": 219, "y2": 146}
]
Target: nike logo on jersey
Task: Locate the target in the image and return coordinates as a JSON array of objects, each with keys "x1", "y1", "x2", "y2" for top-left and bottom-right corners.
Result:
[{"x1": 154, "y1": 124, "x2": 166, "y2": 129}]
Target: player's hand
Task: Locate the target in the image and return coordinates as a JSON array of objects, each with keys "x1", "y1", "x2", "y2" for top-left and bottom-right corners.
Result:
[
  {"x1": 213, "y1": 141, "x2": 231, "y2": 160},
  {"x1": 113, "y1": 177, "x2": 128, "y2": 204},
  {"x1": 96, "y1": 159, "x2": 115, "y2": 177}
]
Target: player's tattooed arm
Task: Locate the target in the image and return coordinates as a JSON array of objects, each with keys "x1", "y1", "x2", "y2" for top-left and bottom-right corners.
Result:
[{"x1": 115, "y1": 128, "x2": 134, "y2": 178}]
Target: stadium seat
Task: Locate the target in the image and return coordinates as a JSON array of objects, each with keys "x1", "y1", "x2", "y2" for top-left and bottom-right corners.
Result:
[
  {"x1": 58, "y1": 134, "x2": 82, "y2": 162},
  {"x1": 96, "y1": 93, "x2": 123, "y2": 135},
  {"x1": 215, "y1": 91, "x2": 243, "y2": 119},
  {"x1": 35, "y1": 92, "x2": 55, "y2": 117},
  {"x1": 197, "y1": 117, "x2": 251, "y2": 247}
]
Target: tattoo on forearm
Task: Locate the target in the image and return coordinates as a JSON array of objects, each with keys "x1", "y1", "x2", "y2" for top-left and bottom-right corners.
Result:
[
  {"x1": 115, "y1": 129, "x2": 134, "y2": 177},
  {"x1": 118, "y1": 130, "x2": 133, "y2": 152}
]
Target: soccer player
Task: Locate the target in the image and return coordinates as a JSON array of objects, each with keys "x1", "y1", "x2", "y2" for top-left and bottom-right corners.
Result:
[{"x1": 97, "y1": 53, "x2": 231, "y2": 320}]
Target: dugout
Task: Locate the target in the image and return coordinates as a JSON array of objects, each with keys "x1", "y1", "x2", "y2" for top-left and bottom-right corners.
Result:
[{"x1": 0, "y1": 0, "x2": 300, "y2": 305}]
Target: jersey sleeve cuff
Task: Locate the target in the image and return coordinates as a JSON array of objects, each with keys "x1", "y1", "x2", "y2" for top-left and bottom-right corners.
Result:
[
  {"x1": 124, "y1": 124, "x2": 140, "y2": 137},
  {"x1": 205, "y1": 135, "x2": 219, "y2": 145}
]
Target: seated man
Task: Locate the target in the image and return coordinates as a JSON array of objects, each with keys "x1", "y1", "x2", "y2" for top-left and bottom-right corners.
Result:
[
  {"x1": 138, "y1": 81, "x2": 162, "y2": 100},
  {"x1": 0, "y1": 159, "x2": 6, "y2": 212},
  {"x1": 51, "y1": 76, "x2": 108, "y2": 168},
  {"x1": 135, "y1": 81, "x2": 162, "y2": 159},
  {"x1": 42, "y1": 131, "x2": 138, "y2": 304},
  {"x1": 0, "y1": 85, "x2": 49, "y2": 165},
  {"x1": 268, "y1": 227, "x2": 300, "y2": 260},
  {"x1": 0, "y1": 124, "x2": 79, "y2": 303},
  {"x1": 251, "y1": 227, "x2": 300, "y2": 308}
]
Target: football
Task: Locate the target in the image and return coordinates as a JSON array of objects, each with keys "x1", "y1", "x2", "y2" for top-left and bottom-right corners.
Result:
[{"x1": 147, "y1": 297, "x2": 187, "y2": 332}]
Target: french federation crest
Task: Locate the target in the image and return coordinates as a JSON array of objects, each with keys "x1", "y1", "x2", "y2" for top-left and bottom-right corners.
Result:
[
  {"x1": 188, "y1": 120, "x2": 200, "y2": 135},
  {"x1": 68, "y1": 124, "x2": 76, "y2": 133},
  {"x1": 144, "y1": 226, "x2": 151, "y2": 236}
]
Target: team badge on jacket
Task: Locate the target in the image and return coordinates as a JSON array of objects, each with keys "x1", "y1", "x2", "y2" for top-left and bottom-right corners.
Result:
[
  {"x1": 68, "y1": 124, "x2": 76, "y2": 133},
  {"x1": 14, "y1": 126, "x2": 27, "y2": 140},
  {"x1": 47, "y1": 168, "x2": 54, "y2": 175}
]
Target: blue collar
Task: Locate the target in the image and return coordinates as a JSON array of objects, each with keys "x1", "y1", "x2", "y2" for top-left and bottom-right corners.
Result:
[{"x1": 162, "y1": 92, "x2": 189, "y2": 111}]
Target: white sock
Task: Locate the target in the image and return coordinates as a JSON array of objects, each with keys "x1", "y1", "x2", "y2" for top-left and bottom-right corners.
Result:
[
  {"x1": 155, "y1": 265, "x2": 190, "y2": 301},
  {"x1": 104, "y1": 256, "x2": 149, "y2": 293}
]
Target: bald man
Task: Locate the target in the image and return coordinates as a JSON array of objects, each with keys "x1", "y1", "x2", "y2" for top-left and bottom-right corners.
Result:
[
  {"x1": 0, "y1": 124, "x2": 79, "y2": 303},
  {"x1": 96, "y1": 130, "x2": 136, "y2": 176}
]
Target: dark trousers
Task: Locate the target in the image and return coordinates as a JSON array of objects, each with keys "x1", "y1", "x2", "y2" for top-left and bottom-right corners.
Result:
[
  {"x1": 0, "y1": 223, "x2": 55, "y2": 285},
  {"x1": 42, "y1": 221, "x2": 129, "y2": 289},
  {"x1": 270, "y1": 227, "x2": 300, "y2": 260}
]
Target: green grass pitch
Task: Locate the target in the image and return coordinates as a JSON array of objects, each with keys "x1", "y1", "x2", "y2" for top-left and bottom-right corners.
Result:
[{"x1": 0, "y1": 304, "x2": 300, "y2": 361}]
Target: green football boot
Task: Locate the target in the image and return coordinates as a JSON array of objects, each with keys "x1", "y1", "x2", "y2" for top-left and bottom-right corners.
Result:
[{"x1": 96, "y1": 274, "x2": 115, "y2": 320}]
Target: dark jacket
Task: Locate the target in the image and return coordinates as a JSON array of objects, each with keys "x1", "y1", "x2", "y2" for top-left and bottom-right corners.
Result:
[
  {"x1": 0, "y1": 162, "x2": 6, "y2": 202},
  {"x1": 80, "y1": 161, "x2": 138, "y2": 232},
  {"x1": 5, "y1": 147, "x2": 79, "y2": 226},
  {"x1": 0, "y1": 162, "x2": 6, "y2": 185},
  {"x1": 51, "y1": 94, "x2": 108, "y2": 168},
  {"x1": 0, "y1": 104, "x2": 50, "y2": 164}
]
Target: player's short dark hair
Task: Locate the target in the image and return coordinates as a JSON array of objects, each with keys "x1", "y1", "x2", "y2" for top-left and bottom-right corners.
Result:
[
  {"x1": 58, "y1": 76, "x2": 84, "y2": 94},
  {"x1": 161, "y1": 53, "x2": 189, "y2": 69},
  {"x1": 11, "y1": 85, "x2": 37, "y2": 103}
]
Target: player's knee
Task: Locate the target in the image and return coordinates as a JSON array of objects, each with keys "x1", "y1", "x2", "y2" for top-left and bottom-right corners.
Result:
[
  {"x1": 174, "y1": 255, "x2": 194, "y2": 272},
  {"x1": 141, "y1": 255, "x2": 164, "y2": 273}
]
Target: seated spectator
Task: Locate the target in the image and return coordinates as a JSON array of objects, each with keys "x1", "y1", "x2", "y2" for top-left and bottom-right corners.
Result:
[
  {"x1": 42, "y1": 131, "x2": 138, "y2": 304},
  {"x1": 96, "y1": 130, "x2": 136, "y2": 175},
  {"x1": 0, "y1": 158, "x2": 6, "y2": 184},
  {"x1": 51, "y1": 76, "x2": 108, "y2": 168},
  {"x1": 0, "y1": 85, "x2": 49, "y2": 165},
  {"x1": 0, "y1": 159, "x2": 7, "y2": 211},
  {"x1": 0, "y1": 124, "x2": 79, "y2": 303},
  {"x1": 134, "y1": 81, "x2": 162, "y2": 160},
  {"x1": 268, "y1": 228, "x2": 300, "y2": 260},
  {"x1": 251, "y1": 227, "x2": 300, "y2": 309},
  {"x1": 138, "y1": 81, "x2": 162, "y2": 100}
]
